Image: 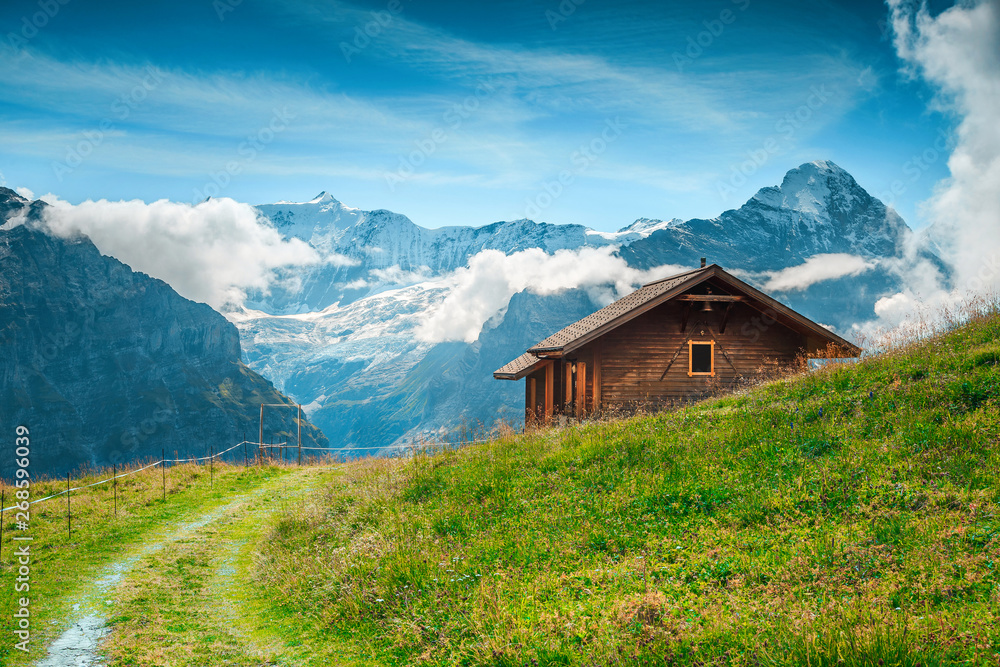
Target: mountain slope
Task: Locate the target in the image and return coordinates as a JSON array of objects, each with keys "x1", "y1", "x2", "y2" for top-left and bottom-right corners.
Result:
[{"x1": 0, "y1": 196, "x2": 327, "y2": 477}]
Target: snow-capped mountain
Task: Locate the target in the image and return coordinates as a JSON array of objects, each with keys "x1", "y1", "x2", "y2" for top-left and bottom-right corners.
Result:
[
  {"x1": 249, "y1": 195, "x2": 671, "y2": 314},
  {"x1": 234, "y1": 160, "x2": 939, "y2": 456},
  {"x1": 621, "y1": 160, "x2": 914, "y2": 271}
]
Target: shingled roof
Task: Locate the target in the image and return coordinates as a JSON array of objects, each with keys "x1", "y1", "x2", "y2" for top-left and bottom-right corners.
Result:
[
  {"x1": 493, "y1": 263, "x2": 860, "y2": 380},
  {"x1": 526, "y1": 267, "x2": 706, "y2": 353}
]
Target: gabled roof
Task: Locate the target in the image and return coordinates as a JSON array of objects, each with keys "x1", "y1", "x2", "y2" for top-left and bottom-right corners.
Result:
[
  {"x1": 493, "y1": 264, "x2": 861, "y2": 380},
  {"x1": 526, "y1": 266, "x2": 706, "y2": 353}
]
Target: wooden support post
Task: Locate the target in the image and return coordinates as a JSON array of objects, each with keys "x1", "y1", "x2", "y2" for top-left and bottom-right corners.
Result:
[
  {"x1": 719, "y1": 302, "x2": 734, "y2": 334},
  {"x1": 528, "y1": 378, "x2": 537, "y2": 425},
  {"x1": 209, "y1": 446, "x2": 214, "y2": 488},
  {"x1": 259, "y1": 403, "x2": 264, "y2": 463},
  {"x1": 544, "y1": 362, "x2": 554, "y2": 421},
  {"x1": 576, "y1": 362, "x2": 587, "y2": 419},
  {"x1": 593, "y1": 344, "x2": 602, "y2": 412},
  {"x1": 66, "y1": 475, "x2": 71, "y2": 540},
  {"x1": 1, "y1": 489, "x2": 5, "y2": 564},
  {"x1": 564, "y1": 362, "x2": 573, "y2": 411},
  {"x1": 161, "y1": 449, "x2": 166, "y2": 502},
  {"x1": 680, "y1": 303, "x2": 691, "y2": 333},
  {"x1": 297, "y1": 404, "x2": 302, "y2": 467},
  {"x1": 113, "y1": 463, "x2": 117, "y2": 518}
]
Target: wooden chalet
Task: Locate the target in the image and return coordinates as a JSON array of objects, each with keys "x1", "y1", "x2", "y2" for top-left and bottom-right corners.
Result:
[{"x1": 493, "y1": 261, "x2": 861, "y2": 423}]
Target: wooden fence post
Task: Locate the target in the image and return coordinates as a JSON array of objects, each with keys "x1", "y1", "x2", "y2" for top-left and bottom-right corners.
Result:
[
  {"x1": 162, "y1": 449, "x2": 166, "y2": 502},
  {"x1": 1, "y1": 489, "x2": 5, "y2": 564},
  {"x1": 297, "y1": 404, "x2": 302, "y2": 467},
  {"x1": 113, "y1": 463, "x2": 117, "y2": 518},
  {"x1": 66, "y1": 475, "x2": 71, "y2": 540},
  {"x1": 210, "y1": 446, "x2": 214, "y2": 489}
]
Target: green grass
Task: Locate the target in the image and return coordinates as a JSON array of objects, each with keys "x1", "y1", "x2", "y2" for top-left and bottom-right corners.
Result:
[
  {"x1": 0, "y1": 458, "x2": 298, "y2": 666},
  {"x1": 252, "y1": 310, "x2": 1000, "y2": 666}
]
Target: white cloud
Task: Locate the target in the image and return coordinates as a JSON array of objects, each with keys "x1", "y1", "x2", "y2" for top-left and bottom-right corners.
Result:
[
  {"x1": 35, "y1": 197, "x2": 322, "y2": 309},
  {"x1": 889, "y1": 0, "x2": 1000, "y2": 294},
  {"x1": 414, "y1": 246, "x2": 686, "y2": 343},
  {"x1": 15, "y1": 187, "x2": 34, "y2": 200},
  {"x1": 849, "y1": 0, "x2": 1000, "y2": 346},
  {"x1": 370, "y1": 266, "x2": 433, "y2": 285},
  {"x1": 762, "y1": 253, "x2": 874, "y2": 292}
]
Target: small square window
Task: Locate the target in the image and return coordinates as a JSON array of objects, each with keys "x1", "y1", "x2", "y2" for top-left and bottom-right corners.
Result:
[{"x1": 689, "y1": 341, "x2": 715, "y2": 376}]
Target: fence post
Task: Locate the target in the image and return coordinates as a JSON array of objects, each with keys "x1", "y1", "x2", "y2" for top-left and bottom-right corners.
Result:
[
  {"x1": 210, "y1": 446, "x2": 213, "y2": 489},
  {"x1": 66, "y1": 475, "x2": 71, "y2": 540},
  {"x1": 259, "y1": 403, "x2": 264, "y2": 465},
  {"x1": 113, "y1": 463, "x2": 117, "y2": 518},
  {"x1": 297, "y1": 404, "x2": 302, "y2": 467},
  {"x1": 1, "y1": 489, "x2": 5, "y2": 564},
  {"x1": 162, "y1": 449, "x2": 166, "y2": 502}
]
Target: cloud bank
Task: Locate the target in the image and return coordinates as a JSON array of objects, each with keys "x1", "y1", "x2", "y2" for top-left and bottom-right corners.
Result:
[
  {"x1": 880, "y1": 0, "x2": 1000, "y2": 311},
  {"x1": 34, "y1": 197, "x2": 323, "y2": 309},
  {"x1": 414, "y1": 246, "x2": 686, "y2": 344},
  {"x1": 762, "y1": 253, "x2": 874, "y2": 292}
]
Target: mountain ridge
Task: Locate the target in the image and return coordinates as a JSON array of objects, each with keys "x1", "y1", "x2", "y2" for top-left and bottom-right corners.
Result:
[{"x1": 233, "y1": 160, "x2": 940, "y2": 455}]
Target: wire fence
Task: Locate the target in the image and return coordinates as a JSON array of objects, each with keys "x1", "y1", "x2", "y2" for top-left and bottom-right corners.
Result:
[
  {"x1": 0, "y1": 426, "x2": 507, "y2": 573},
  {"x1": 258, "y1": 438, "x2": 492, "y2": 454},
  {"x1": 1, "y1": 436, "x2": 494, "y2": 515},
  {"x1": 0, "y1": 440, "x2": 259, "y2": 514}
]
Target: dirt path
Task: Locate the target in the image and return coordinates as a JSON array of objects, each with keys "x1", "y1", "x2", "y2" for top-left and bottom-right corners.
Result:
[{"x1": 32, "y1": 467, "x2": 334, "y2": 667}]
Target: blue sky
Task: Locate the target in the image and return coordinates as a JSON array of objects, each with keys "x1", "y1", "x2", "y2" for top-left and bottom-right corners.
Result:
[{"x1": 0, "y1": 0, "x2": 957, "y2": 231}]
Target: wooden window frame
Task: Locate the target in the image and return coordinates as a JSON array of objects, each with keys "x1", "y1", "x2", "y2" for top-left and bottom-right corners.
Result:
[{"x1": 688, "y1": 340, "x2": 716, "y2": 377}]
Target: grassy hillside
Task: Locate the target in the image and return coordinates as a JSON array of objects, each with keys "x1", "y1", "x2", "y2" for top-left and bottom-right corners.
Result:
[{"x1": 254, "y1": 308, "x2": 1000, "y2": 666}]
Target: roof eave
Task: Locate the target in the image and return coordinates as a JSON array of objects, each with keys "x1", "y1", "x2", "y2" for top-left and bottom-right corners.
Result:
[{"x1": 525, "y1": 346, "x2": 563, "y2": 354}]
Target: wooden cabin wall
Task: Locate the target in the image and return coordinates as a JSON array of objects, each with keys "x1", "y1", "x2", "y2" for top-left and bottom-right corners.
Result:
[{"x1": 576, "y1": 300, "x2": 808, "y2": 407}]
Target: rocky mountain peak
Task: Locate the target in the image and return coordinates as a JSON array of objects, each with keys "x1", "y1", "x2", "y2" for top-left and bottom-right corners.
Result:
[
  {"x1": 746, "y1": 160, "x2": 865, "y2": 219},
  {"x1": 0, "y1": 186, "x2": 48, "y2": 225},
  {"x1": 0, "y1": 186, "x2": 28, "y2": 204},
  {"x1": 309, "y1": 191, "x2": 339, "y2": 205}
]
